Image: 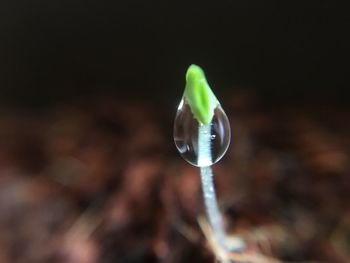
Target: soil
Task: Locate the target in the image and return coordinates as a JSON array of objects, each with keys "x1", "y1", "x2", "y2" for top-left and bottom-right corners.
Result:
[{"x1": 0, "y1": 93, "x2": 349, "y2": 263}]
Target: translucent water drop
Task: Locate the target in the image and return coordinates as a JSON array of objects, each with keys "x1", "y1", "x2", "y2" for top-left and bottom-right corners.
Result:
[{"x1": 173, "y1": 98, "x2": 231, "y2": 167}]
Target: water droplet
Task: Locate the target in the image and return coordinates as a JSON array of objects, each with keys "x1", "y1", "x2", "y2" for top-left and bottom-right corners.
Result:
[{"x1": 174, "y1": 98, "x2": 231, "y2": 167}]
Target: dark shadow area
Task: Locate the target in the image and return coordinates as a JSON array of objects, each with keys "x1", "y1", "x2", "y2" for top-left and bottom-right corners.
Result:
[{"x1": 1, "y1": 1, "x2": 349, "y2": 107}]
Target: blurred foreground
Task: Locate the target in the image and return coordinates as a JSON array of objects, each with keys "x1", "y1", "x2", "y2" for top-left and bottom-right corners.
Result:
[{"x1": 0, "y1": 93, "x2": 349, "y2": 263}]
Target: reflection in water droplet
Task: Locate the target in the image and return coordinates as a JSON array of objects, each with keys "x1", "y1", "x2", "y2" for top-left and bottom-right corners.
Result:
[{"x1": 173, "y1": 98, "x2": 231, "y2": 167}]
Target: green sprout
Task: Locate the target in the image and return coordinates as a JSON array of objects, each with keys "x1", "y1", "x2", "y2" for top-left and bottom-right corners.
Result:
[
  {"x1": 174, "y1": 65, "x2": 245, "y2": 262},
  {"x1": 184, "y1": 64, "x2": 219, "y2": 125}
]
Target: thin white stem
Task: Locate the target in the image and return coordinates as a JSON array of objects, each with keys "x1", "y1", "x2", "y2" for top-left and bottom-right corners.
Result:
[{"x1": 198, "y1": 124, "x2": 228, "y2": 251}]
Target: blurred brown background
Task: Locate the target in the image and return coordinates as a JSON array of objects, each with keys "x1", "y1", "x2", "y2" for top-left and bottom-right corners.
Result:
[{"x1": 0, "y1": 1, "x2": 349, "y2": 262}]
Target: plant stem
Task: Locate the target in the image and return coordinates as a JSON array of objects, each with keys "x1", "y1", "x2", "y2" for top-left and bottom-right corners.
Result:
[{"x1": 198, "y1": 124, "x2": 228, "y2": 251}]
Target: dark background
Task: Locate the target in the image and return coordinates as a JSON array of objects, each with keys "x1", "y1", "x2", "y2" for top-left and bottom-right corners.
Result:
[{"x1": 0, "y1": 1, "x2": 349, "y2": 107}]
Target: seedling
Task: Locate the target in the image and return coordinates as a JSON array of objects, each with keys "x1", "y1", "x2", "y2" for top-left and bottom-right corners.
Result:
[{"x1": 174, "y1": 64, "x2": 232, "y2": 259}]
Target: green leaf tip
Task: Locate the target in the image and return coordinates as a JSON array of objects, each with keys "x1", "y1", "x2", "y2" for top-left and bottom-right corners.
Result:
[{"x1": 184, "y1": 64, "x2": 218, "y2": 125}]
